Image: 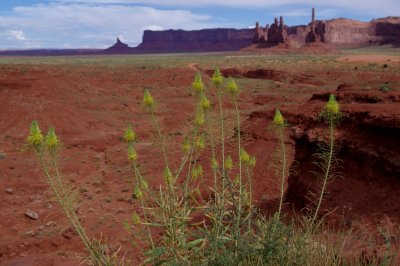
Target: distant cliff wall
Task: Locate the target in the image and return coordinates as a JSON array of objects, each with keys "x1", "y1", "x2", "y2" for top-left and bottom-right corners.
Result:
[
  {"x1": 287, "y1": 17, "x2": 400, "y2": 48},
  {"x1": 137, "y1": 28, "x2": 253, "y2": 52},
  {"x1": 134, "y1": 17, "x2": 400, "y2": 53}
]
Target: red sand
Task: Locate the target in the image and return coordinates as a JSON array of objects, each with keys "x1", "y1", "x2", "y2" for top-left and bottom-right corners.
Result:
[{"x1": 0, "y1": 58, "x2": 399, "y2": 264}]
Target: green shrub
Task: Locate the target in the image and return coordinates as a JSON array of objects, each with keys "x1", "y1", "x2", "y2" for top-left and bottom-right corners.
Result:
[{"x1": 380, "y1": 83, "x2": 392, "y2": 93}]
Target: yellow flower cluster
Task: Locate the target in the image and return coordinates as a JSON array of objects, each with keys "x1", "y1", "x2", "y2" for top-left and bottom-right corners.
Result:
[
  {"x1": 212, "y1": 68, "x2": 223, "y2": 86},
  {"x1": 326, "y1": 94, "x2": 340, "y2": 115},
  {"x1": 240, "y1": 148, "x2": 256, "y2": 167},
  {"x1": 195, "y1": 134, "x2": 205, "y2": 151},
  {"x1": 225, "y1": 155, "x2": 233, "y2": 170},
  {"x1": 123, "y1": 126, "x2": 136, "y2": 143},
  {"x1": 195, "y1": 111, "x2": 205, "y2": 126},
  {"x1": 192, "y1": 165, "x2": 203, "y2": 180},
  {"x1": 273, "y1": 109, "x2": 285, "y2": 127},
  {"x1": 240, "y1": 148, "x2": 250, "y2": 163},
  {"x1": 143, "y1": 89, "x2": 154, "y2": 108},
  {"x1": 45, "y1": 127, "x2": 59, "y2": 149},
  {"x1": 134, "y1": 186, "x2": 143, "y2": 200},
  {"x1": 201, "y1": 95, "x2": 211, "y2": 110},
  {"x1": 182, "y1": 138, "x2": 191, "y2": 153},
  {"x1": 192, "y1": 73, "x2": 203, "y2": 93},
  {"x1": 211, "y1": 159, "x2": 219, "y2": 170},
  {"x1": 27, "y1": 120, "x2": 44, "y2": 147},
  {"x1": 164, "y1": 167, "x2": 173, "y2": 185},
  {"x1": 227, "y1": 77, "x2": 239, "y2": 95},
  {"x1": 128, "y1": 145, "x2": 137, "y2": 162},
  {"x1": 131, "y1": 212, "x2": 141, "y2": 226}
]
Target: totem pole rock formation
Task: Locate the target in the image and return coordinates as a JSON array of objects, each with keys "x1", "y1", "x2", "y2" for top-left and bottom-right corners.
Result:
[
  {"x1": 267, "y1": 16, "x2": 288, "y2": 44},
  {"x1": 306, "y1": 8, "x2": 321, "y2": 43},
  {"x1": 253, "y1": 22, "x2": 266, "y2": 43}
]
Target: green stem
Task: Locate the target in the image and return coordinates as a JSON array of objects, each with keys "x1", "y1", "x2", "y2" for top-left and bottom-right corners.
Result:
[
  {"x1": 216, "y1": 84, "x2": 226, "y2": 233},
  {"x1": 150, "y1": 109, "x2": 169, "y2": 169},
  {"x1": 131, "y1": 160, "x2": 154, "y2": 248},
  {"x1": 311, "y1": 118, "x2": 335, "y2": 227},
  {"x1": 277, "y1": 127, "x2": 286, "y2": 220},
  {"x1": 205, "y1": 110, "x2": 218, "y2": 201},
  {"x1": 36, "y1": 150, "x2": 105, "y2": 265},
  {"x1": 216, "y1": 85, "x2": 225, "y2": 178},
  {"x1": 49, "y1": 151, "x2": 93, "y2": 245},
  {"x1": 149, "y1": 108, "x2": 179, "y2": 252},
  {"x1": 233, "y1": 97, "x2": 242, "y2": 243},
  {"x1": 245, "y1": 166, "x2": 253, "y2": 231}
]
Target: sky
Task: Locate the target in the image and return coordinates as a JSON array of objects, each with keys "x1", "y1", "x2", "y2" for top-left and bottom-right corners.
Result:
[{"x1": 0, "y1": 0, "x2": 399, "y2": 49}]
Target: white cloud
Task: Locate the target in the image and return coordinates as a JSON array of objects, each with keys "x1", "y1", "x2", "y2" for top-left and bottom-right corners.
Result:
[
  {"x1": 6, "y1": 30, "x2": 26, "y2": 40},
  {"x1": 141, "y1": 24, "x2": 164, "y2": 31},
  {"x1": 0, "y1": 3, "x2": 217, "y2": 49},
  {"x1": 278, "y1": 8, "x2": 338, "y2": 18},
  {"x1": 55, "y1": 0, "x2": 400, "y2": 15}
]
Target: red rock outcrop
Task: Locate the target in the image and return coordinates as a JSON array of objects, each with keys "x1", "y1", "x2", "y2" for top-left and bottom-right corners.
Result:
[
  {"x1": 266, "y1": 16, "x2": 288, "y2": 44},
  {"x1": 306, "y1": 8, "x2": 320, "y2": 43},
  {"x1": 253, "y1": 22, "x2": 266, "y2": 43},
  {"x1": 137, "y1": 28, "x2": 253, "y2": 52},
  {"x1": 104, "y1": 37, "x2": 134, "y2": 54}
]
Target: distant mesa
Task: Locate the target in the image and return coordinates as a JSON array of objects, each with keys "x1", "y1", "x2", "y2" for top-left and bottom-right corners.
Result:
[
  {"x1": 136, "y1": 28, "x2": 254, "y2": 52},
  {"x1": 0, "y1": 9, "x2": 399, "y2": 56}
]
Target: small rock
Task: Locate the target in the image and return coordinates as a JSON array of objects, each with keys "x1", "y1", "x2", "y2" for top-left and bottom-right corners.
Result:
[
  {"x1": 25, "y1": 210, "x2": 39, "y2": 220},
  {"x1": 290, "y1": 126, "x2": 304, "y2": 140},
  {"x1": 37, "y1": 225, "x2": 46, "y2": 231},
  {"x1": 62, "y1": 228, "x2": 75, "y2": 239},
  {"x1": 46, "y1": 221, "x2": 56, "y2": 227},
  {"x1": 306, "y1": 129, "x2": 318, "y2": 142},
  {"x1": 5, "y1": 188, "x2": 14, "y2": 194},
  {"x1": 25, "y1": 230, "x2": 36, "y2": 237},
  {"x1": 29, "y1": 195, "x2": 41, "y2": 202}
]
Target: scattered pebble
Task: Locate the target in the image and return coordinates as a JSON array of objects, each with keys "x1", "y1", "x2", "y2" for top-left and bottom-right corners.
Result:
[
  {"x1": 46, "y1": 221, "x2": 56, "y2": 227},
  {"x1": 29, "y1": 195, "x2": 41, "y2": 202},
  {"x1": 37, "y1": 225, "x2": 46, "y2": 231},
  {"x1": 25, "y1": 230, "x2": 36, "y2": 237},
  {"x1": 25, "y1": 210, "x2": 39, "y2": 220},
  {"x1": 5, "y1": 188, "x2": 14, "y2": 194}
]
